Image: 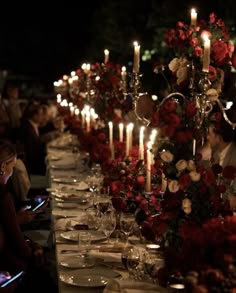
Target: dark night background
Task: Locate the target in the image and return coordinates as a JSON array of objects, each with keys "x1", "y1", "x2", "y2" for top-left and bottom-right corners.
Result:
[{"x1": 1, "y1": 0, "x2": 235, "y2": 96}]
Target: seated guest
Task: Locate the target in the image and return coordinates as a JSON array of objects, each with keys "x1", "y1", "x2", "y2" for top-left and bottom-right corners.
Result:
[
  {"x1": 0, "y1": 140, "x2": 57, "y2": 292},
  {"x1": 207, "y1": 106, "x2": 236, "y2": 210},
  {"x1": 39, "y1": 104, "x2": 61, "y2": 143},
  {"x1": 20, "y1": 102, "x2": 46, "y2": 175}
]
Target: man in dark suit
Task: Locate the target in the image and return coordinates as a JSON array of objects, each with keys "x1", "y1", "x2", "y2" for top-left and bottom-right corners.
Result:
[
  {"x1": 207, "y1": 106, "x2": 236, "y2": 210},
  {"x1": 21, "y1": 102, "x2": 46, "y2": 176}
]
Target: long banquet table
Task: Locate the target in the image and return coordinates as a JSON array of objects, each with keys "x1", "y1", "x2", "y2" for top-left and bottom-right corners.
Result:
[{"x1": 46, "y1": 135, "x2": 166, "y2": 293}]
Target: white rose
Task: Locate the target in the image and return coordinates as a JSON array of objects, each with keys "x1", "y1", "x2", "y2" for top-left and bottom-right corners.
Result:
[
  {"x1": 206, "y1": 88, "x2": 219, "y2": 102},
  {"x1": 160, "y1": 150, "x2": 174, "y2": 163},
  {"x1": 168, "y1": 180, "x2": 180, "y2": 193},
  {"x1": 176, "y1": 66, "x2": 188, "y2": 85},
  {"x1": 176, "y1": 160, "x2": 187, "y2": 172},
  {"x1": 182, "y1": 198, "x2": 192, "y2": 215},
  {"x1": 189, "y1": 171, "x2": 201, "y2": 182},
  {"x1": 187, "y1": 160, "x2": 196, "y2": 171},
  {"x1": 168, "y1": 58, "x2": 180, "y2": 72}
]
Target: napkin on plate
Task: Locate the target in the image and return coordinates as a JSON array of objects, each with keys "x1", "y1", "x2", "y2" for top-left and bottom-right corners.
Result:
[
  {"x1": 89, "y1": 249, "x2": 122, "y2": 263},
  {"x1": 104, "y1": 279, "x2": 167, "y2": 293}
]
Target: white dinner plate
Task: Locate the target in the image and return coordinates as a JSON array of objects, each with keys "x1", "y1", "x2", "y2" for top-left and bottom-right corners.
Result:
[
  {"x1": 59, "y1": 267, "x2": 120, "y2": 287},
  {"x1": 60, "y1": 230, "x2": 107, "y2": 242},
  {"x1": 56, "y1": 202, "x2": 78, "y2": 209},
  {"x1": 59, "y1": 255, "x2": 95, "y2": 268},
  {"x1": 52, "y1": 177, "x2": 79, "y2": 184},
  {"x1": 54, "y1": 192, "x2": 90, "y2": 204},
  {"x1": 50, "y1": 164, "x2": 75, "y2": 170},
  {"x1": 52, "y1": 209, "x2": 80, "y2": 218}
]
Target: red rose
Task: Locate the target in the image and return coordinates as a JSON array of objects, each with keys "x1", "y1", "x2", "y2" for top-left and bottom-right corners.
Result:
[
  {"x1": 167, "y1": 113, "x2": 181, "y2": 128},
  {"x1": 222, "y1": 165, "x2": 236, "y2": 180},
  {"x1": 161, "y1": 125, "x2": 175, "y2": 138},
  {"x1": 202, "y1": 170, "x2": 215, "y2": 186},
  {"x1": 209, "y1": 66, "x2": 217, "y2": 80},
  {"x1": 177, "y1": 21, "x2": 184, "y2": 28},
  {"x1": 162, "y1": 100, "x2": 177, "y2": 112},
  {"x1": 111, "y1": 197, "x2": 127, "y2": 212},
  {"x1": 209, "y1": 13, "x2": 216, "y2": 23},
  {"x1": 193, "y1": 46, "x2": 203, "y2": 57},
  {"x1": 186, "y1": 102, "x2": 197, "y2": 117},
  {"x1": 211, "y1": 40, "x2": 228, "y2": 65},
  {"x1": 136, "y1": 175, "x2": 145, "y2": 185},
  {"x1": 98, "y1": 132, "x2": 106, "y2": 141},
  {"x1": 179, "y1": 173, "x2": 191, "y2": 190},
  {"x1": 175, "y1": 131, "x2": 188, "y2": 143},
  {"x1": 189, "y1": 37, "x2": 198, "y2": 47}
]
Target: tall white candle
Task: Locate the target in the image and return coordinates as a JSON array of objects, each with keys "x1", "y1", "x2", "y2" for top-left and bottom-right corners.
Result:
[
  {"x1": 75, "y1": 108, "x2": 80, "y2": 119},
  {"x1": 146, "y1": 141, "x2": 152, "y2": 192},
  {"x1": 121, "y1": 66, "x2": 127, "y2": 81},
  {"x1": 108, "y1": 121, "x2": 113, "y2": 152},
  {"x1": 70, "y1": 106, "x2": 75, "y2": 116},
  {"x1": 193, "y1": 139, "x2": 196, "y2": 157},
  {"x1": 129, "y1": 123, "x2": 134, "y2": 152},
  {"x1": 133, "y1": 41, "x2": 140, "y2": 73},
  {"x1": 126, "y1": 124, "x2": 130, "y2": 157},
  {"x1": 86, "y1": 112, "x2": 91, "y2": 132},
  {"x1": 191, "y1": 8, "x2": 197, "y2": 26},
  {"x1": 119, "y1": 123, "x2": 124, "y2": 142},
  {"x1": 139, "y1": 126, "x2": 145, "y2": 160},
  {"x1": 104, "y1": 49, "x2": 109, "y2": 64},
  {"x1": 81, "y1": 109, "x2": 85, "y2": 128},
  {"x1": 202, "y1": 35, "x2": 211, "y2": 72}
]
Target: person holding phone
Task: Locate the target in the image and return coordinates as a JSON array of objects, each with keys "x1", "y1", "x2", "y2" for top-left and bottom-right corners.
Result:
[
  {"x1": 0, "y1": 140, "x2": 57, "y2": 292},
  {"x1": 0, "y1": 271, "x2": 24, "y2": 292}
]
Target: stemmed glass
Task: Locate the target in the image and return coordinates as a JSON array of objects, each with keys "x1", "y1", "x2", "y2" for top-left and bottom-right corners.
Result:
[
  {"x1": 126, "y1": 247, "x2": 140, "y2": 280},
  {"x1": 144, "y1": 248, "x2": 164, "y2": 283},
  {"x1": 100, "y1": 212, "x2": 116, "y2": 243},
  {"x1": 120, "y1": 213, "x2": 134, "y2": 244}
]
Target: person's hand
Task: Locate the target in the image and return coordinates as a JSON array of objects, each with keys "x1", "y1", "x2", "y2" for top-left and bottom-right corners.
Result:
[
  {"x1": 33, "y1": 196, "x2": 49, "y2": 213},
  {"x1": 0, "y1": 271, "x2": 17, "y2": 293},
  {"x1": 16, "y1": 207, "x2": 35, "y2": 225},
  {"x1": 0, "y1": 272, "x2": 11, "y2": 285},
  {"x1": 228, "y1": 194, "x2": 236, "y2": 211}
]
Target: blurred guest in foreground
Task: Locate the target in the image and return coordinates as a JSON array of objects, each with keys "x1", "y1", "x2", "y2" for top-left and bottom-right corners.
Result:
[{"x1": 0, "y1": 140, "x2": 57, "y2": 292}]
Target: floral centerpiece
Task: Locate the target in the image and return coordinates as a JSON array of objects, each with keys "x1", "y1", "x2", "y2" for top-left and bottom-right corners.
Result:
[{"x1": 165, "y1": 13, "x2": 236, "y2": 97}]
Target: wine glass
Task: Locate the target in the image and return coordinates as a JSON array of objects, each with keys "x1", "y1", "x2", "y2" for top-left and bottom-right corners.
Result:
[
  {"x1": 100, "y1": 212, "x2": 116, "y2": 243},
  {"x1": 96, "y1": 197, "x2": 112, "y2": 215},
  {"x1": 127, "y1": 247, "x2": 140, "y2": 280},
  {"x1": 144, "y1": 249, "x2": 164, "y2": 283},
  {"x1": 120, "y1": 213, "x2": 134, "y2": 244}
]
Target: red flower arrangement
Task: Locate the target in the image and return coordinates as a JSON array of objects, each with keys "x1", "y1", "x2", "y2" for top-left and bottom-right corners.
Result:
[{"x1": 164, "y1": 13, "x2": 235, "y2": 92}]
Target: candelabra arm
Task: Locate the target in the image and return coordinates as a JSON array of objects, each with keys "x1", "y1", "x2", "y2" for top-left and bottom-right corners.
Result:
[
  {"x1": 215, "y1": 98, "x2": 236, "y2": 129},
  {"x1": 158, "y1": 92, "x2": 186, "y2": 108}
]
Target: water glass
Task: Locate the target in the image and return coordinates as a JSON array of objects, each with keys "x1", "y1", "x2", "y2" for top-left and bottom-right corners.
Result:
[{"x1": 78, "y1": 231, "x2": 91, "y2": 255}]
